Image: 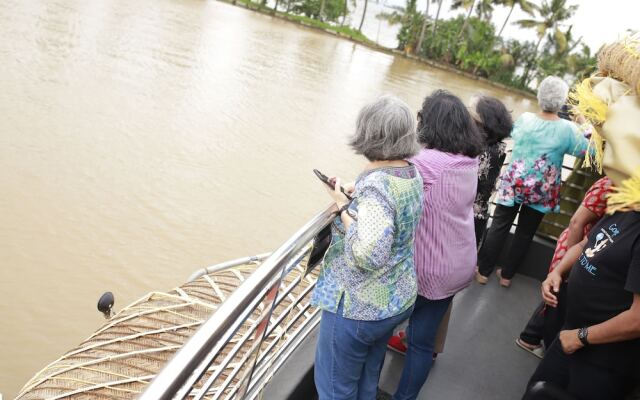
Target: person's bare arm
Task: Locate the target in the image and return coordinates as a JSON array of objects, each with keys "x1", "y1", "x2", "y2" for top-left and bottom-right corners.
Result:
[
  {"x1": 566, "y1": 206, "x2": 599, "y2": 248},
  {"x1": 541, "y1": 238, "x2": 587, "y2": 307},
  {"x1": 560, "y1": 293, "x2": 640, "y2": 354}
]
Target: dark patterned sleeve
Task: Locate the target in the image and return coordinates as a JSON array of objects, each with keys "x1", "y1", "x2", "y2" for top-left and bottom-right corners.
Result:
[
  {"x1": 475, "y1": 144, "x2": 507, "y2": 218},
  {"x1": 486, "y1": 146, "x2": 507, "y2": 196}
]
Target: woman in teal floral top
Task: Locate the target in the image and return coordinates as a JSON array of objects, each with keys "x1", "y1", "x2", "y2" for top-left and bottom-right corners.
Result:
[
  {"x1": 311, "y1": 95, "x2": 423, "y2": 400},
  {"x1": 477, "y1": 76, "x2": 589, "y2": 287},
  {"x1": 495, "y1": 112, "x2": 587, "y2": 214}
]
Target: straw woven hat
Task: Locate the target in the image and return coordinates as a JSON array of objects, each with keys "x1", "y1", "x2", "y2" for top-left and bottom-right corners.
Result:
[
  {"x1": 598, "y1": 32, "x2": 640, "y2": 94},
  {"x1": 571, "y1": 32, "x2": 640, "y2": 212}
]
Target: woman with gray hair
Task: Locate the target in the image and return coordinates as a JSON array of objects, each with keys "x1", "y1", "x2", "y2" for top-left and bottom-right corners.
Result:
[
  {"x1": 311, "y1": 95, "x2": 424, "y2": 399},
  {"x1": 476, "y1": 76, "x2": 590, "y2": 287}
]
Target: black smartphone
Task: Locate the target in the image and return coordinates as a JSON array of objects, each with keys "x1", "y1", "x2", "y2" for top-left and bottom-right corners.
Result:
[{"x1": 313, "y1": 169, "x2": 352, "y2": 200}]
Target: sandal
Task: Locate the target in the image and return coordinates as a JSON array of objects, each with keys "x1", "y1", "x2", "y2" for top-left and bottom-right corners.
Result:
[
  {"x1": 515, "y1": 338, "x2": 544, "y2": 359},
  {"x1": 475, "y1": 270, "x2": 488, "y2": 285},
  {"x1": 496, "y1": 269, "x2": 511, "y2": 288}
]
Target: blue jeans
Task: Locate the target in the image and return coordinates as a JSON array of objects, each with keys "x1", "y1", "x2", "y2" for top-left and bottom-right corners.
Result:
[
  {"x1": 393, "y1": 295, "x2": 453, "y2": 400},
  {"x1": 315, "y1": 298, "x2": 413, "y2": 400}
]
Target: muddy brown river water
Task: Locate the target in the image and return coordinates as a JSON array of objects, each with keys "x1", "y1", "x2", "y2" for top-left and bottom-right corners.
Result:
[{"x1": 0, "y1": 0, "x2": 534, "y2": 395}]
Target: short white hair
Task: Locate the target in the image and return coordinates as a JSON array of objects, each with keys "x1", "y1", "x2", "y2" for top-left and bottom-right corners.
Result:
[
  {"x1": 349, "y1": 95, "x2": 420, "y2": 161},
  {"x1": 537, "y1": 76, "x2": 569, "y2": 113}
]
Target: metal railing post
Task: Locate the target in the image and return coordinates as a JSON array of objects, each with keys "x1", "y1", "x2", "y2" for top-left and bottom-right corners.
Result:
[{"x1": 138, "y1": 205, "x2": 337, "y2": 400}]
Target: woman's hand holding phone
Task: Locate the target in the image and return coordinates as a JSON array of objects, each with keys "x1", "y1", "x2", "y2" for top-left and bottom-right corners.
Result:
[
  {"x1": 314, "y1": 169, "x2": 353, "y2": 203},
  {"x1": 325, "y1": 176, "x2": 350, "y2": 208},
  {"x1": 343, "y1": 181, "x2": 355, "y2": 195}
]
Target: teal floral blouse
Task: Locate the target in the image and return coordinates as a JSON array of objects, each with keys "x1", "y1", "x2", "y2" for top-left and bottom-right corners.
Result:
[
  {"x1": 496, "y1": 113, "x2": 589, "y2": 214},
  {"x1": 310, "y1": 166, "x2": 424, "y2": 321}
]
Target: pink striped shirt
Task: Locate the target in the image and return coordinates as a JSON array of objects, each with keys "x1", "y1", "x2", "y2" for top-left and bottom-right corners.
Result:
[{"x1": 411, "y1": 148, "x2": 479, "y2": 299}]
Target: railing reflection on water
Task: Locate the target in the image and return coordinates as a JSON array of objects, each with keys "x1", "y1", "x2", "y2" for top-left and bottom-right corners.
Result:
[{"x1": 139, "y1": 205, "x2": 336, "y2": 400}]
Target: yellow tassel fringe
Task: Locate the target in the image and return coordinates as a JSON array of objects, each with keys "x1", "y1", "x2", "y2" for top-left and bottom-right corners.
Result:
[
  {"x1": 584, "y1": 128, "x2": 605, "y2": 174},
  {"x1": 569, "y1": 78, "x2": 608, "y2": 173},
  {"x1": 607, "y1": 169, "x2": 640, "y2": 213},
  {"x1": 570, "y1": 78, "x2": 609, "y2": 124}
]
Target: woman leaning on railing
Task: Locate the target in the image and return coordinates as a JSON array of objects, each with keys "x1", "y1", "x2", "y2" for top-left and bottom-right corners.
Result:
[{"x1": 310, "y1": 95, "x2": 424, "y2": 400}]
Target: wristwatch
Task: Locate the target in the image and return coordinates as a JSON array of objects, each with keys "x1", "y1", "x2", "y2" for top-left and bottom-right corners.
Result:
[
  {"x1": 578, "y1": 327, "x2": 590, "y2": 346},
  {"x1": 337, "y1": 203, "x2": 350, "y2": 215}
]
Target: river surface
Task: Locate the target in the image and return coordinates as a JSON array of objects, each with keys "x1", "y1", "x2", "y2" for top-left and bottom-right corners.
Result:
[{"x1": 0, "y1": 0, "x2": 534, "y2": 396}]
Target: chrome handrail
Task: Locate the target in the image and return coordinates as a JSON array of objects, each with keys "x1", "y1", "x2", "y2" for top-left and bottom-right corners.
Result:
[
  {"x1": 138, "y1": 204, "x2": 337, "y2": 400},
  {"x1": 187, "y1": 253, "x2": 272, "y2": 282}
]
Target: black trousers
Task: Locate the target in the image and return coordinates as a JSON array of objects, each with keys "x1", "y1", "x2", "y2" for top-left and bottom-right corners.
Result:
[
  {"x1": 526, "y1": 338, "x2": 635, "y2": 400},
  {"x1": 519, "y1": 301, "x2": 545, "y2": 347},
  {"x1": 477, "y1": 203, "x2": 545, "y2": 279},
  {"x1": 519, "y1": 284, "x2": 567, "y2": 348},
  {"x1": 474, "y1": 217, "x2": 488, "y2": 247}
]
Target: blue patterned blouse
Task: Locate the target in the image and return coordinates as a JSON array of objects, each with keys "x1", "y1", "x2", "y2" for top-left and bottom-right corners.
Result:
[
  {"x1": 496, "y1": 112, "x2": 589, "y2": 214},
  {"x1": 310, "y1": 165, "x2": 424, "y2": 321}
]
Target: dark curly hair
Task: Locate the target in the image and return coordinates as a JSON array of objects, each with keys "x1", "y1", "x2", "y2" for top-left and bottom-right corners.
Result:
[
  {"x1": 417, "y1": 90, "x2": 484, "y2": 157},
  {"x1": 474, "y1": 96, "x2": 513, "y2": 145}
]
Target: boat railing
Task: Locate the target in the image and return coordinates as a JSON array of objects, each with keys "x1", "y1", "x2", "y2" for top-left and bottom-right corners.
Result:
[
  {"x1": 187, "y1": 253, "x2": 272, "y2": 283},
  {"x1": 138, "y1": 204, "x2": 337, "y2": 400},
  {"x1": 138, "y1": 155, "x2": 592, "y2": 399}
]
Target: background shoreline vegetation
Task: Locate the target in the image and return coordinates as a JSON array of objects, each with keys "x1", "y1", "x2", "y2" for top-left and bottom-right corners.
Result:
[{"x1": 228, "y1": 0, "x2": 597, "y2": 93}]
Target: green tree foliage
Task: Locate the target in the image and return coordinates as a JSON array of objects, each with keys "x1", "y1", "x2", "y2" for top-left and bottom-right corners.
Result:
[
  {"x1": 378, "y1": 0, "x2": 424, "y2": 52},
  {"x1": 514, "y1": 0, "x2": 578, "y2": 85},
  {"x1": 492, "y1": 39, "x2": 538, "y2": 88},
  {"x1": 495, "y1": 0, "x2": 535, "y2": 39},
  {"x1": 451, "y1": 0, "x2": 494, "y2": 22},
  {"x1": 237, "y1": 0, "x2": 596, "y2": 93},
  {"x1": 534, "y1": 26, "x2": 596, "y2": 83},
  {"x1": 383, "y1": 0, "x2": 594, "y2": 91},
  {"x1": 414, "y1": 0, "x2": 434, "y2": 54},
  {"x1": 290, "y1": 0, "x2": 347, "y2": 21}
]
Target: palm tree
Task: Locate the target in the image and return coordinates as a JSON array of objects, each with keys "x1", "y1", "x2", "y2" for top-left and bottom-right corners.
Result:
[
  {"x1": 447, "y1": 0, "x2": 494, "y2": 62},
  {"x1": 451, "y1": 0, "x2": 477, "y2": 41},
  {"x1": 340, "y1": 0, "x2": 348, "y2": 26},
  {"x1": 415, "y1": 0, "x2": 433, "y2": 54},
  {"x1": 450, "y1": 0, "x2": 492, "y2": 44},
  {"x1": 444, "y1": 0, "x2": 474, "y2": 63},
  {"x1": 358, "y1": 0, "x2": 369, "y2": 31},
  {"x1": 515, "y1": 0, "x2": 578, "y2": 86},
  {"x1": 496, "y1": 0, "x2": 534, "y2": 39},
  {"x1": 430, "y1": 0, "x2": 444, "y2": 48},
  {"x1": 474, "y1": 0, "x2": 494, "y2": 21},
  {"x1": 534, "y1": 25, "x2": 589, "y2": 81}
]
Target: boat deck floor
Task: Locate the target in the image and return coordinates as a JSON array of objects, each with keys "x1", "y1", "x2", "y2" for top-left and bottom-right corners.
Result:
[
  {"x1": 378, "y1": 274, "x2": 542, "y2": 399},
  {"x1": 264, "y1": 273, "x2": 543, "y2": 400}
]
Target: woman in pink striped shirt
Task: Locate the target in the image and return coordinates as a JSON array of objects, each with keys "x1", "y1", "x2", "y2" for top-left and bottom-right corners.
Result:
[{"x1": 392, "y1": 90, "x2": 485, "y2": 400}]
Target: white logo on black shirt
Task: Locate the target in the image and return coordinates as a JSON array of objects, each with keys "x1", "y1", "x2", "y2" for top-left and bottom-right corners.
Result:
[{"x1": 585, "y1": 224, "x2": 620, "y2": 258}]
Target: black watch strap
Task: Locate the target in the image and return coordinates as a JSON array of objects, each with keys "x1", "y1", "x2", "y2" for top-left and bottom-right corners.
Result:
[
  {"x1": 578, "y1": 327, "x2": 589, "y2": 346},
  {"x1": 337, "y1": 203, "x2": 350, "y2": 215}
]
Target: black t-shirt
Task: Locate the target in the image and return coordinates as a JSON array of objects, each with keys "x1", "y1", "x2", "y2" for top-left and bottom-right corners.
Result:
[{"x1": 565, "y1": 211, "x2": 640, "y2": 376}]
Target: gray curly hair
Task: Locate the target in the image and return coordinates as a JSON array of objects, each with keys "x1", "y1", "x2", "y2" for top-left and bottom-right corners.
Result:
[
  {"x1": 349, "y1": 95, "x2": 420, "y2": 161},
  {"x1": 537, "y1": 76, "x2": 569, "y2": 113}
]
